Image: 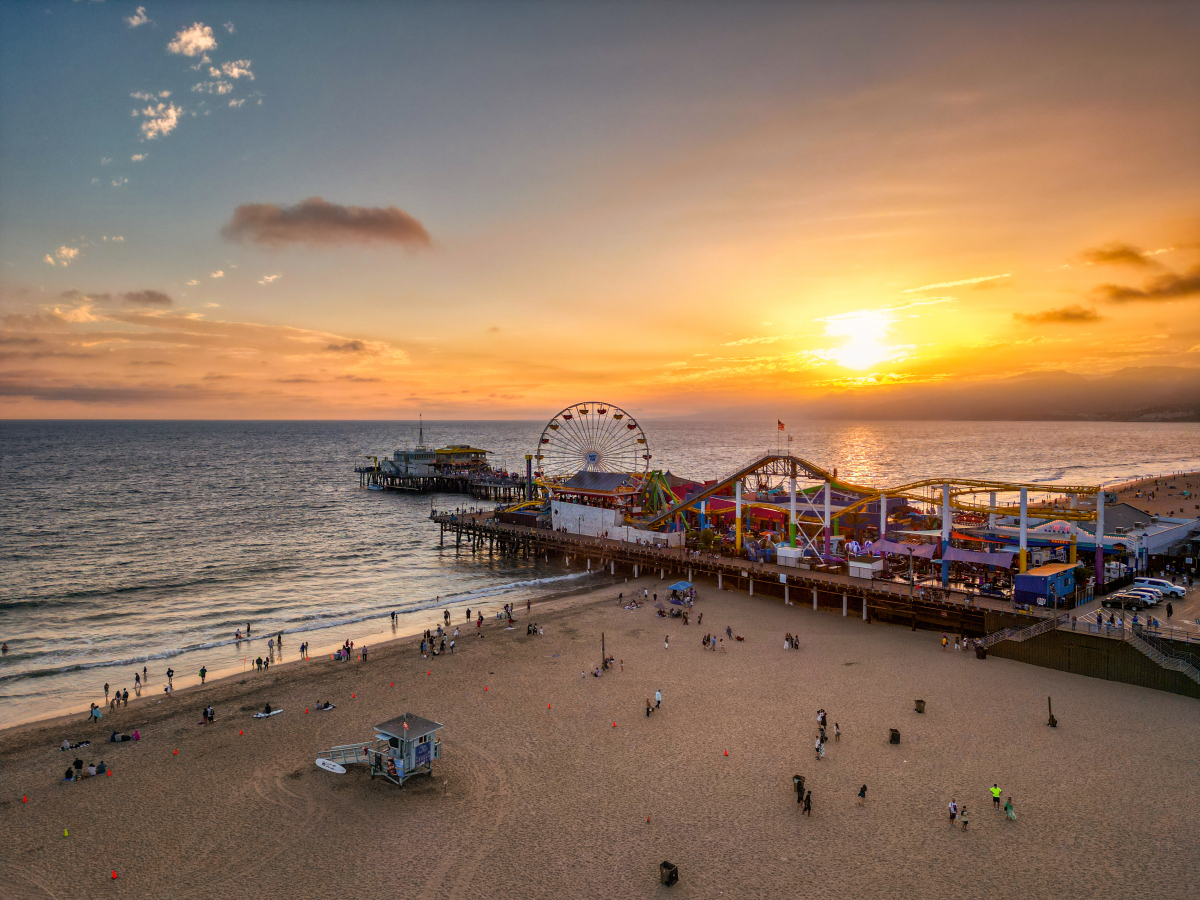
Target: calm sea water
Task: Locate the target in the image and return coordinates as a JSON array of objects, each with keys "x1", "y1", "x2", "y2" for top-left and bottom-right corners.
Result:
[{"x1": 2, "y1": 419, "x2": 1198, "y2": 728}]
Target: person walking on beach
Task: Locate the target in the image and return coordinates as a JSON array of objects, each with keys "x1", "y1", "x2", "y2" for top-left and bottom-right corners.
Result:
[
  {"x1": 960, "y1": 805, "x2": 969, "y2": 831},
  {"x1": 199, "y1": 666, "x2": 206, "y2": 685},
  {"x1": 857, "y1": 785, "x2": 867, "y2": 807},
  {"x1": 122, "y1": 688, "x2": 128, "y2": 706},
  {"x1": 104, "y1": 683, "x2": 110, "y2": 704},
  {"x1": 941, "y1": 633, "x2": 948, "y2": 650},
  {"x1": 143, "y1": 665, "x2": 147, "y2": 683},
  {"x1": 646, "y1": 699, "x2": 653, "y2": 717},
  {"x1": 246, "y1": 622, "x2": 251, "y2": 636},
  {"x1": 664, "y1": 634, "x2": 669, "y2": 650},
  {"x1": 726, "y1": 625, "x2": 733, "y2": 639},
  {"x1": 1166, "y1": 602, "x2": 1173, "y2": 620},
  {"x1": 948, "y1": 799, "x2": 958, "y2": 825},
  {"x1": 1004, "y1": 797, "x2": 1016, "y2": 821},
  {"x1": 697, "y1": 613, "x2": 702, "y2": 626},
  {"x1": 803, "y1": 791, "x2": 812, "y2": 816},
  {"x1": 655, "y1": 689, "x2": 662, "y2": 709},
  {"x1": 815, "y1": 738, "x2": 822, "y2": 761},
  {"x1": 835, "y1": 722, "x2": 841, "y2": 742},
  {"x1": 991, "y1": 784, "x2": 1002, "y2": 809},
  {"x1": 134, "y1": 672, "x2": 140, "y2": 691}
]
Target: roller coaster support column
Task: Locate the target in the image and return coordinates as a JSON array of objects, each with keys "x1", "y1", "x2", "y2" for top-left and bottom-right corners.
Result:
[
  {"x1": 941, "y1": 483, "x2": 951, "y2": 587},
  {"x1": 735, "y1": 481, "x2": 743, "y2": 556},
  {"x1": 1019, "y1": 487, "x2": 1028, "y2": 573},
  {"x1": 1095, "y1": 489, "x2": 1105, "y2": 587},
  {"x1": 879, "y1": 493, "x2": 886, "y2": 541},
  {"x1": 789, "y1": 472, "x2": 797, "y2": 548},
  {"x1": 1070, "y1": 493, "x2": 1078, "y2": 564},
  {"x1": 525, "y1": 455, "x2": 533, "y2": 501},
  {"x1": 988, "y1": 492, "x2": 997, "y2": 529},
  {"x1": 823, "y1": 482, "x2": 832, "y2": 556}
]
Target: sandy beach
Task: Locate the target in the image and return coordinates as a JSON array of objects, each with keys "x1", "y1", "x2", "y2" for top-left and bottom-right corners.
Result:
[
  {"x1": 1, "y1": 576, "x2": 1197, "y2": 900},
  {"x1": 1108, "y1": 470, "x2": 1200, "y2": 519}
]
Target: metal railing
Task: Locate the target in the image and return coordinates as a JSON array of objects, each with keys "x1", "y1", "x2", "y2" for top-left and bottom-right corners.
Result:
[{"x1": 979, "y1": 612, "x2": 1068, "y2": 648}]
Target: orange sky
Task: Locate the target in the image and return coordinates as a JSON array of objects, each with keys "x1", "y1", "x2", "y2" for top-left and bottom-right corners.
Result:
[{"x1": 1, "y1": 3, "x2": 1197, "y2": 418}]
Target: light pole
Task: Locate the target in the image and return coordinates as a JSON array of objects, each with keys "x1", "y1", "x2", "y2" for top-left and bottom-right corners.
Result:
[{"x1": 908, "y1": 548, "x2": 915, "y2": 599}]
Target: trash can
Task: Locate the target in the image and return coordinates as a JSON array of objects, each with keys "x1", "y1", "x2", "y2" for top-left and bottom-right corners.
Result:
[
  {"x1": 914, "y1": 700, "x2": 926, "y2": 714},
  {"x1": 975, "y1": 646, "x2": 987, "y2": 660},
  {"x1": 889, "y1": 728, "x2": 901, "y2": 744},
  {"x1": 660, "y1": 861, "x2": 679, "y2": 886},
  {"x1": 793, "y1": 774, "x2": 805, "y2": 802}
]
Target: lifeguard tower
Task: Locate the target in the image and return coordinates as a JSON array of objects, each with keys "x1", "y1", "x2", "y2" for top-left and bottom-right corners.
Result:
[{"x1": 318, "y1": 713, "x2": 443, "y2": 786}]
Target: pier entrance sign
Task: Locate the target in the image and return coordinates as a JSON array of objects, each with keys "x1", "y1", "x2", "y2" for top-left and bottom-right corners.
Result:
[{"x1": 535, "y1": 402, "x2": 650, "y2": 480}]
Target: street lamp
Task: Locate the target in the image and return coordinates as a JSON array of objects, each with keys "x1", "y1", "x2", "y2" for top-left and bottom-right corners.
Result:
[{"x1": 908, "y1": 547, "x2": 915, "y2": 599}]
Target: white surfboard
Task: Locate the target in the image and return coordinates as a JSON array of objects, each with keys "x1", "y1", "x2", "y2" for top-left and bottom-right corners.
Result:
[
  {"x1": 252, "y1": 709, "x2": 284, "y2": 719},
  {"x1": 315, "y1": 758, "x2": 346, "y2": 774}
]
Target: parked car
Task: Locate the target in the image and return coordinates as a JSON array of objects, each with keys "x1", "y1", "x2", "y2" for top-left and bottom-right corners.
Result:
[
  {"x1": 1102, "y1": 592, "x2": 1152, "y2": 610},
  {"x1": 1123, "y1": 587, "x2": 1163, "y2": 605},
  {"x1": 1134, "y1": 577, "x2": 1185, "y2": 598}
]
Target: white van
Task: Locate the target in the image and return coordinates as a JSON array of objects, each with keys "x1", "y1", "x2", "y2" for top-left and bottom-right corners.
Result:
[{"x1": 1134, "y1": 577, "x2": 1185, "y2": 598}]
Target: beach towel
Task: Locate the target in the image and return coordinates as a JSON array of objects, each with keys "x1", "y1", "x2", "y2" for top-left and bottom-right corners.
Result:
[{"x1": 253, "y1": 709, "x2": 284, "y2": 719}]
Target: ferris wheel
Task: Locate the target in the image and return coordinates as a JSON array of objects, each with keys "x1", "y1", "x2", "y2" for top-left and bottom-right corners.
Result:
[{"x1": 534, "y1": 402, "x2": 651, "y2": 479}]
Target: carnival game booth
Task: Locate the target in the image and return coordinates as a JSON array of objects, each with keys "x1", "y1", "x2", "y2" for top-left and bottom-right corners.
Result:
[
  {"x1": 1014, "y1": 563, "x2": 1080, "y2": 609},
  {"x1": 318, "y1": 713, "x2": 443, "y2": 786}
]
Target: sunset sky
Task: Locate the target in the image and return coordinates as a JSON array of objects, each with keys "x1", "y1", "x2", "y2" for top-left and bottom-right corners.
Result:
[{"x1": 1, "y1": 2, "x2": 1197, "y2": 419}]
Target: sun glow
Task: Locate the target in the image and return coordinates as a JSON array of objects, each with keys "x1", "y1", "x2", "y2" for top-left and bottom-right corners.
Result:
[{"x1": 819, "y1": 309, "x2": 906, "y2": 371}]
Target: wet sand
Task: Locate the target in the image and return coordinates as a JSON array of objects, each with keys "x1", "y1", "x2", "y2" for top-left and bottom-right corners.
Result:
[{"x1": 1, "y1": 577, "x2": 1196, "y2": 899}]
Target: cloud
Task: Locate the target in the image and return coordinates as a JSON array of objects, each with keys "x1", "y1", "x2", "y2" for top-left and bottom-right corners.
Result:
[
  {"x1": 210, "y1": 270, "x2": 224, "y2": 278},
  {"x1": 100, "y1": 157, "x2": 112, "y2": 165},
  {"x1": 131, "y1": 153, "x2": 147, "y2": 162},
  {"x1": 1097, "y1": 267, "x2": 1200, "y2": 304},
  {"x1": 901, "y1": 273, "x2": 1011, "y2": 293},
  {"x1": 325, "y1": 340, "x2": 367, "y2": 353},
  {"x1": 221, "y1": 197, "x2": 431, "y2": 249},
  {"x1": 275, "y1": 376, "x2": 318, "y2": 384},
  {"x1": 186, "y1": 279, "x2": 199, "y2": 286},
  {"x1": 167, "y1": 23, "x2": 217, "y2": 57},
  {"x1": 337, "y1": 374, "x2": 382, "y2": 383},
  {"x1": 121, "y1": 290, "x2": 173, "y2": 307},
  {"x1": 44, "y1": 246, "x2": 80, "y2": 267},
  {"x1": 192, "y1": 81, "x2": 233, "y2": 95},
  {"x1": 724, "y1": 335, "x2": 787, "y2": 346},
  {"x1": 228, "y1": 98, "x2": 246, "y2": 108},
  {"x1": 223, "y1": 21, "x2": 235, "y2": 33},
  {"x1": 131, "y1": 90, "x2": 171, "y2": 101},
  {"x1": 136, "y1": 102, "x2": 182, "y2": 139},
  {"x1": 0, "y1": 336, "x2": 43, "y2": 346},
  {"x1": 1013, "y1": 305, "x2": 1102, "y2": 323},
  {"x1": 257, "y1": 273, "x2": 281, "y2": 285},
  {"x1": 213, "y1": 60, "x2": 253, "y2": 80},
  {"x1": 111, "y1": 177, "x2": 128, "y2": 187},
  {"x1": 1080, "y1": 243, "x2": 1159, "y2": 268},
  {"x1": 125, "y1": 6, "x2": 150, "y2": 27}
]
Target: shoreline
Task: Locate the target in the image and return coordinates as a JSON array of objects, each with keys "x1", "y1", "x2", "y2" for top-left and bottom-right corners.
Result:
[{"x1": 0, "y1": 571, "x2": 636, "y2": 743}]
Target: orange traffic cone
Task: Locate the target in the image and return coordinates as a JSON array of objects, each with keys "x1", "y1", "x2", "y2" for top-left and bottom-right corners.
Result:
[
  {"x1": 305, "y1": 708, "x2": 309, "y2": 714},
  {"x1": 548, "y1": 703, "x2": 552, "y2": 709},
  {"x1": 22, "y1": 796, "x2": 27, "y2": 803},
  {"x1": 612, "y1": 721, "x2": 617, "y2": 728},
  {"x1": 112, "y1": 870, "x2": 118, "y2": 880},
  {"x1": 484, "y1": 686, "x2": 489, "y2": 691},
  {"x1": 174, "y1": 749, "x2": 178, "y2": 756},
  {"x1": 239, "y1": 729, "x2": 243, "y2": 735},
  {"x1": 724, "y1": 749, "x2": 728, "y2": 756}
]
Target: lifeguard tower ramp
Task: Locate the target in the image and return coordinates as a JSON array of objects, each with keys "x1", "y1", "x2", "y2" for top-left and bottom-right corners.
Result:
[{"x1": 319, "y1": 713, "x2": 443, "y2": 786}]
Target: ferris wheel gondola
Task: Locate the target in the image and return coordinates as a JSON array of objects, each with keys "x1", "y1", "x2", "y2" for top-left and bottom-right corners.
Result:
[{"x1": 533, "y1": 402, "x2": 650, "y2": 480}]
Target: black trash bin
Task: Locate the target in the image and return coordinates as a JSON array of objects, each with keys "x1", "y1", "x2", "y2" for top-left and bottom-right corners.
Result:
[
  {"x1": 975, "y1": 646, "x2": 987, "y2": 659},
  {"x1": 660, "y1": 861, "x2": 679, "y2": 886},
  {"x1": 914, "y1": 700, "x2": 926, "y2": 714},
  {"x1": 889, "y1": 728, "x2": 901, "y2": 744}
]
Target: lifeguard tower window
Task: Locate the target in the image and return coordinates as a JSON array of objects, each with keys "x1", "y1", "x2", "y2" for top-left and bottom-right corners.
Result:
[{"x1": 389, "y1": 737, "x2": 400, "y2": 748}]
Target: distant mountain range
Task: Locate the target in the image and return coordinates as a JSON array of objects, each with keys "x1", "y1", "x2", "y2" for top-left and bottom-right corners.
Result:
[{"x1": 688, "y1": 366, "x2": 1200, "y2": 422}]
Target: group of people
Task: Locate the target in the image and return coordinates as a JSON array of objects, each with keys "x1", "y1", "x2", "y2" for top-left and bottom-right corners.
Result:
[
  {"x1": 63, "y1": 757, "x2": 109, "y2": 781},
  {"x1": 200, "y1": 705, "x2": 215, "y2": 725},
  {"x1": 421, "y1": 626, "x2": 454, "y2": 657},
  {"x1": 525, "y1": 622, "x2": 544, "y2": 636},
  {"x1": 783, "y1": 633, "x2": 799, "y2": 650},
  {"x1": 701, "y1": 634, "x2": 726, "y2": 652},
  {"x1": 813, "y1": 709, "x2": 840, "y2": 761},
  {"x1": 947, "y1": 787, "x2": 1016, "y2": 830}
]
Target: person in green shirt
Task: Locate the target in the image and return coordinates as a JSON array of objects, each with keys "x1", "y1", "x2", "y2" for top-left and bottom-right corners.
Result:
[
  {"x1": 199, "y1": 666, "x2": 207, "y2": 685},
  {"x1": 1005, "y1": 797, "x2": 1016, "y2": 821}
]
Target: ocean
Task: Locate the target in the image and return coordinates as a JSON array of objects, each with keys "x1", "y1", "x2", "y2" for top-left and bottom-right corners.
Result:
[{"x1": 2, "y1": 418, "x2": 1198, "y2": 728}]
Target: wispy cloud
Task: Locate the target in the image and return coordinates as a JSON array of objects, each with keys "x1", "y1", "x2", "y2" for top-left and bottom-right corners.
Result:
[
  {"x1": 212, "y1": 60, "x2": 253, "y2": 80},
  {"x1": 1014, "y1": 305, "x2": 1102, "y2": 323},
  {"x1": 1080, "y1": 243, "x2": 1161, "y2": 268},
  {"x1": 135, "y1": 102, "x2": 182, "y2": 139},
  {"x1": 1097, "y1": 267, "x2": 1200, "y2": 304},
  {"x1": 167, "y1": 23, "x2": 217, "y2": 58},
  {"x1": 125, "y1": 6, "x2": 150, "y2": 28},
  {"x1": 223, "y1": 22, "x2": 236, "y2": 34},
  {"x1": 121, "y1": 290, "x2": 173, "y2": 307},
  {"x1": 131, "y1": 153, "x2": 147, "y2": 162},
  {"x1": 210, "y1": 270, "x2": 224, "y2": 278},
  {"x1": 131, "y1": 90, "x2": 171, "y2": 101},
  {"x1": 111, "y1": 177, "x2": 128, "y2": 187},
  {"x1": 186, "y1": 279, "x2": 199, "y2": 286},
  {"x1": 44, "y1": 246, "x2": 80, "y2": 267},
  {"x1": 222, "y1": 197, "x2": 431, "y2": 249},
  {"x1": 901, "y1": 274, "x2": 1010, "y2": 293},
  {"x1": 100, "y1": 157, "x2": 112, "y2": 165},
  {"x1": 326, "y1": 340, "x2": 367, "y2": 353},
  {"x1": 257, "y1": 273, "x2": 282, "y2": 285},
  {"x1": 192, "y1": 81, "x2": 233, "y2": 95},
  {"x1": 228, "y1": 98, "x2": 246, "y2": 108}
]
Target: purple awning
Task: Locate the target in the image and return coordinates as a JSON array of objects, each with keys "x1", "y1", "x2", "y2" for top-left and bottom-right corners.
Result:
[
  {"x1": 942, "y1": 547, "x2": 1015, "y2": 568},
  {"x1": 872, "y1": 540, "x2": 937, "y2": 559}
]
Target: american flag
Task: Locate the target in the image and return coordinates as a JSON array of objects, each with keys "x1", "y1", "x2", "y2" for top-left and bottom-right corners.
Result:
[
  {"x1": 777, "y1": 420, "x2": 785, "y2": 431},
  {"x1": 402, "y1": 721, "x2": 408, "y2": 731}
]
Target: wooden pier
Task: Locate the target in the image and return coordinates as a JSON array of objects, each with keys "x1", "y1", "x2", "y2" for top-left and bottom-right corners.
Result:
[
  {"x1": 356, "y1": 467, "x2": 529, "y2": 502},
  {"x1": 433, "y1": 513, "x2": 1052, "y2": 637}
]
